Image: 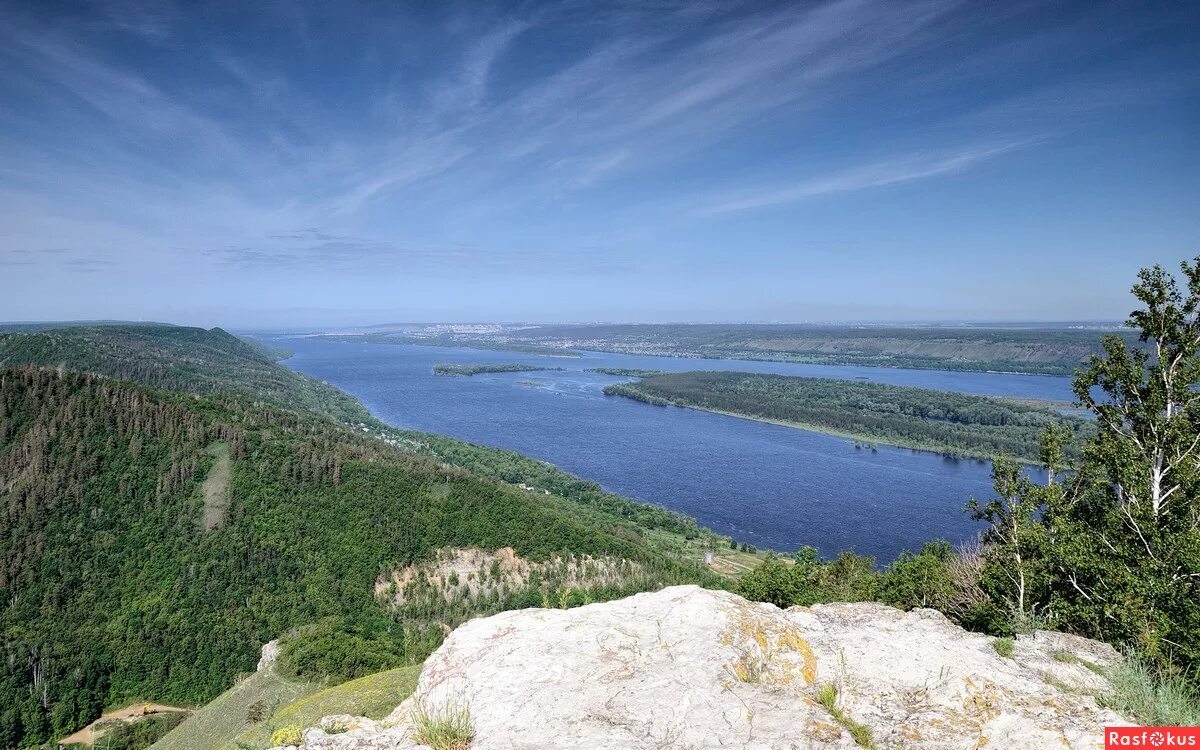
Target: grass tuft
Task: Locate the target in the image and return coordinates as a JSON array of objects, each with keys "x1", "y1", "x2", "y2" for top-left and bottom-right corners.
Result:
[
  {"x1": 730, "y1": 649, "x2": 766, "y2": 684},
  {"x1": 815, "y1": 683, "x2": 874, "y2": 748},
  {"x1": 1100, "y1": 653, "x2": 1200, "y2": 727},
  {"x1": 410, "y1": 699, "x2": 474, "y2": 750},
  {"x1": 1051, "y1": 651, "x2": 1106, "y2": 676},
  {"x1": 992, "y1": 637, "x2": 1015, "y2": 659}
]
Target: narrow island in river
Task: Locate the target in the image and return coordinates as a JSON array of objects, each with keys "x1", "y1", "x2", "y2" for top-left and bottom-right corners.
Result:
[
  {"x1": 603, "y1": 370, "x2": 1094, "y2": 462},
  {"x1": 433, "y1": 362, "x2": 566, "y2": 376},
  {"x1": 584, "y1": 367, "x2": 668, "y2": 377}
]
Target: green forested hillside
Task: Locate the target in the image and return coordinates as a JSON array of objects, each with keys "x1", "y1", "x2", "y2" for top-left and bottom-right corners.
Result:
[
  {"x1": 0, "y1": 367, "x2": 717, "y2": 746},
  {"x1": 0, "y1": 325, "x2": 368, "y2": 423},
  {"x1": 605, "y1": 371, "x2": 1093, "y2": 461}
]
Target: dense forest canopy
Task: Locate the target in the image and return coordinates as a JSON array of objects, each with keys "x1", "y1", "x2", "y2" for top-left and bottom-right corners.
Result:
[{"x1": 604, "y1": 371, "x2": 1093, "y2": 462}]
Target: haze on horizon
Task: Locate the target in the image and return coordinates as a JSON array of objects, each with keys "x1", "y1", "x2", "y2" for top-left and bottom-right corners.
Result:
[{"x1": 0, "y1": 0, "x2": 1197, "y2": 327}]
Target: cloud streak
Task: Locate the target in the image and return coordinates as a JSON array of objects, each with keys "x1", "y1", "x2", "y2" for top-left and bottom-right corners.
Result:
[{"x1": 695, "y1": 140, "x2": 1035, "y2": 217}]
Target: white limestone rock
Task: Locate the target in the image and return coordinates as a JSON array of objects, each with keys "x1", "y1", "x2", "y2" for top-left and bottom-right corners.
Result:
[
  {"x1": 257, "y1": 638, "x2": 281, "y2": 672},
  {"x1": 299, "y1": 585, "x2": 1130, "y2": 749}
]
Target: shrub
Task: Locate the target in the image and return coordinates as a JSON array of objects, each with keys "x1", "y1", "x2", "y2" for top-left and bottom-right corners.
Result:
[
  {"x1": 246, "y1": 700, "x2": 268, "y2": 724},
  {"x1": 737, "y1": 546, "x2": 882, "y2": 610},
  {"x1": 277, "y1": 619, "x2": 406, "y2": 684},
  {"x1": 271, "y1": 725, "x2": 303, "y2": 746},
  {"x1": 877, "y1": 540, "x2": 954, "y2": 610}
]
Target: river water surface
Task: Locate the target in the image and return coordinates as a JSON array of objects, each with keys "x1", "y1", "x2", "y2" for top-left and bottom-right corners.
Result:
[{"x1": 267, "y1": 335, "x2": 1075, "y2": 561}]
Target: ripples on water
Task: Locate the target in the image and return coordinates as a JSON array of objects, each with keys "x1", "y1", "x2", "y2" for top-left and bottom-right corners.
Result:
[{"x1": 269, "y1": 336, "x2": 1075, "y2": 561}]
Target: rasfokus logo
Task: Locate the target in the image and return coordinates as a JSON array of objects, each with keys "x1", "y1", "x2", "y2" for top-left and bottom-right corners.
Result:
[{"x1": 1107, "y1": 727, "x2": 1200, "y2": 747}]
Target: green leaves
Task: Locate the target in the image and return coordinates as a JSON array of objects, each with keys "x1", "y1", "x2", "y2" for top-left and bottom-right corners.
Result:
[
  {"x1": 1004, "y1": 256, "x2": 1200, "y2": 681},
  {"x1": 737, "y1": 542, "x2": 953, "y2": 612}
]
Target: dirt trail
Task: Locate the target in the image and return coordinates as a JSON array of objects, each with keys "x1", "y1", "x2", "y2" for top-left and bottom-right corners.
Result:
[
  {"x1": 199, "y1": 442, "x2": 231, "y2": 531},
  {"x1": 59, "y1": 703, "x2": 189, "y2": 746}
]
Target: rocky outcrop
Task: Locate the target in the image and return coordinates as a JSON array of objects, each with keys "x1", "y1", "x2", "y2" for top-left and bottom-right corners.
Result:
[
  {"x1": 288, "y1": 586, "x2": 1129, "y2": 749},
  {"x1": 257, "y1": 638, "x2": 280, "y2": 672}
]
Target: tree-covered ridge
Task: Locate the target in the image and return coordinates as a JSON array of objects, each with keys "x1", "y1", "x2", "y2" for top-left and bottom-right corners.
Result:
[
  {"x1": 492, "y1": 323, "x2": 1138, "y2": 376},
  {"x1": 0, "y1": 321, "x2": 177, "y2": 333},
  {"x1": 0, "y1": 324, "x2": 723, "y2": 548},
  {"x1": 604, "y1": 371, "x2": 1093, "y2": 462},
  {"x1": 0, "y1": 368, "x2": 718, "y2": 746},
  {"x1": 0, "y1": 325, "x2": 369, "y2": 423},
  {"x1": 431, "y1": 363, "x2": 564, "y2": 376}
]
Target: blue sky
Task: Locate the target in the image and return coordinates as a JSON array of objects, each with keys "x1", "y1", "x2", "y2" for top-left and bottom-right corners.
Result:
[{"x1": 0, "y1": 0, "x2": 1197, "y2": 326}]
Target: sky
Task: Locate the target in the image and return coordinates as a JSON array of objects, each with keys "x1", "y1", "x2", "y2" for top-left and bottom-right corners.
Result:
[{"x1": 0, "y1": 0, "x2": 1197, "y2": 326}]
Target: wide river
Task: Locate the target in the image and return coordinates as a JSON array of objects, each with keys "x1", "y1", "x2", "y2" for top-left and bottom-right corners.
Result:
[{"x1": 267, "y1": 335, "x2": 1076, "y2": 561}]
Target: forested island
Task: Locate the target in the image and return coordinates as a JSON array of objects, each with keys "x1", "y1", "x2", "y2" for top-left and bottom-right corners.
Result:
[
  {"x1": 433, "y1": 363, "x2": 565, "y2": 376},
  {"x1": 604, "y1": 371, "x2": 1093, "y2": 462},
  {"x1": 584, "y1": 367, "x2": 668, "y2": 377}
]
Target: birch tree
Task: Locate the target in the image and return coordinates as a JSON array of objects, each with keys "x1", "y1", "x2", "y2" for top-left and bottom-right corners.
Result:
[
  {"x1": 1049, "y1": 257, "x2": 1200, "y2": 668},
  {"x1": 967, "y1": 456, "x2": 1047, "y2": 627}
]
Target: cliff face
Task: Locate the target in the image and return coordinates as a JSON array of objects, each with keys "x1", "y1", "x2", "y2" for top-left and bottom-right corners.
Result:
[{"x1": 289, "y1": 586, "x2": 1128, "y2": 750}]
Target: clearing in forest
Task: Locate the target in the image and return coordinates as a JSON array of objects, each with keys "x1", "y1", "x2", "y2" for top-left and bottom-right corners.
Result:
[
  {"x1": 199, "y1": 442, "x2": 231, "y2": 531},
  {"x1": 58, "y1": 703, "x2": 189, "y2": 746}
]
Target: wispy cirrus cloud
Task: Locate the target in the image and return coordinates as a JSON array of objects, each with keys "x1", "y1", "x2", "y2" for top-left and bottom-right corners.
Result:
[
  {"x1": 0, "y1": 0, "x2": 1059, "y2": 226},
  {"x1": 694, "y1": 140, "x2": 1036, "y2": 217},
  {"x1": 1, "y1": 0, "x2": 993, "y2": 228}
]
